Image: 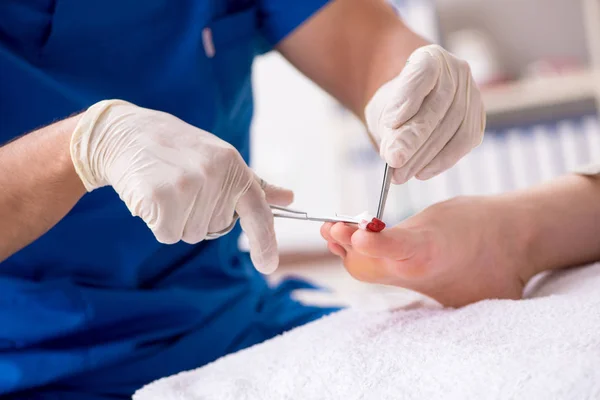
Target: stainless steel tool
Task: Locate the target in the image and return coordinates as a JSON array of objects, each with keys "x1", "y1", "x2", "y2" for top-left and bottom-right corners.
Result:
[{"x1": 375, "y1": 163, "x2": 393, "y2": 220}]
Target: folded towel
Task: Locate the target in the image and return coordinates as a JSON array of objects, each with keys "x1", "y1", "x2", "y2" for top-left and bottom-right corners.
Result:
[{"x1": 134, "y1": 263, "x2": 600, "y2": 400}]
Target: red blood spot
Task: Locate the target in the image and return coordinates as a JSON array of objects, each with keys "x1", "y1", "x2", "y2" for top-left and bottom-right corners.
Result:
[{"x1": 366, "y1": 217, "x2": 386, "y2": 232}]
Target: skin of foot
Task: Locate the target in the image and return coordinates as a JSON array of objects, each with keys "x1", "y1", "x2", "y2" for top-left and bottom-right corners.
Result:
[{"x1": 321, "y1": 196, "x2": 538, "y2": 308}]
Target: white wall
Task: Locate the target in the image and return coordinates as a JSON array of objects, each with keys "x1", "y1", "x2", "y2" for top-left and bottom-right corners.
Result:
[
  {"x1": 435, "y1": 0, "x2": 589, "y2": 77},
  {"x1": 250, "y1": 52, "x2": 348, "y2": 253}
]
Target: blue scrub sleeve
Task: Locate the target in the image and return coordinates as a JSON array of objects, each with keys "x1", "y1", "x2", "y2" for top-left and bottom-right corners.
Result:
[{"x1": 257, "y1": 0, "x2": 330, "y2": 47}]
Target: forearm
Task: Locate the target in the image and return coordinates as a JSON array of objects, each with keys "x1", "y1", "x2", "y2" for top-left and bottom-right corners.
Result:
[
  {"x1": 0, "y1": 115, "x2": 86, "y2": 262},
  {"x1": 279, "y1": 0, "x2": 429, "y2": 119},
  {"x1": 504, "y1": 174, "x2": 600, "y2": 275}
]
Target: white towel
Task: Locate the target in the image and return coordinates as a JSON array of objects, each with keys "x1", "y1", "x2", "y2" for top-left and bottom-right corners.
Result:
[{"x1": 134, "y1": 263, "x2": 600, "y2": 400}]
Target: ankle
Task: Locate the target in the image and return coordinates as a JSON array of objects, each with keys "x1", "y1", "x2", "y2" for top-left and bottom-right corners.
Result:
[{"x1": 494, "y1": 194, "x2": 541, "y2": 283}]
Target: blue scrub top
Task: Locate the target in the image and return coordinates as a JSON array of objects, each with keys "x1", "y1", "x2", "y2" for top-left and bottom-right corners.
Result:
[{"x1": 0, "y1": 1, "x2": 334, "y2": 398}]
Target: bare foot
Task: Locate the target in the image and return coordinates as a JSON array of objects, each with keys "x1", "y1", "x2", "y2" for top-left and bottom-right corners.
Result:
[{"x1": 321, "y1": 196, "x2": 537, "y2": 307}]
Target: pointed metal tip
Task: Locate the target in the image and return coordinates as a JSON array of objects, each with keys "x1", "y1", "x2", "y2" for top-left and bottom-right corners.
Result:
[{"x1": 376, "y1": 164, "x2": 393, "y2": 220}]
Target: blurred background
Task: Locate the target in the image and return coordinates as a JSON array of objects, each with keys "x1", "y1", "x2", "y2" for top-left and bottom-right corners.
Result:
[{"x1": 248, "y1": 0, "x2": 600, "y2": 304}]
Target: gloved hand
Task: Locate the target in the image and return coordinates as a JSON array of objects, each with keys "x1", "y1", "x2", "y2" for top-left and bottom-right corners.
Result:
[
  {"x1": 365, "y1": 44, "x2": 486, "y2": 184},
  {"x1": 70, "y1": 100, "x2": 292, "y2": 274}
]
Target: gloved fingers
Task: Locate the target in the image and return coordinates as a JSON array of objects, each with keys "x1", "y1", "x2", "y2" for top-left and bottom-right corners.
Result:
[
  {"x1": 381, "y1": 67, "x2": 456, "y2": 174},
  {"x1": 465, "y1": 76, "x2": 487, "y2": 144},
  {"x1": 205, "y1": 188, "x2": 241, "y2": 238},
  {"x1": 185, "y1": 176, "x2": 273, "y2": 243},
  {"x1": 384, "y1": 49, "x2": 442, "y2": 129},
  {"x1": 254, "y1": 174, "x2": 294, "y2": 207},
  {"x1": 364, "y1": 81, "x2": 395, "y2": 146},
  {"x1": 379, "y1": 125, "x2": 420, "y2": 171},
  {"x1": 365, "y1": 48, "x2": 440, "y2": 140},
  {"x1": 414, "y1": 132, "x2": 471, "y2": 181},
  {"x1": 414, "y1": 118, "x2": 483, "y2": 181},
  {"x1": 140, "y1": 184, "x2": 188, "y2": 245},
  {"x1": 416, "y1": 80, "x2": 486, "y2": 180},
  {"x1": 182, "y1": 195, "x2": 217, "y2": 244},
  {"x1": 117, "y1": 160, "x2": 206, "y2": 244},
  {"x1": 390, "y1": 69, "x2": 469, "y2": 184},
  {"x1": 236, "y1": 179, "x2": 279, "y2": 274}
]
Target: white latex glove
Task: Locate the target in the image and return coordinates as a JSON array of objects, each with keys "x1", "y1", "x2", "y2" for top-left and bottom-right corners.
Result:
[
  {"x1": 70, "y1": 100, "x2": 293, "y2": 274},
  {"x1": 365, "y1": 44, "x2": 486, "y2": 184}
]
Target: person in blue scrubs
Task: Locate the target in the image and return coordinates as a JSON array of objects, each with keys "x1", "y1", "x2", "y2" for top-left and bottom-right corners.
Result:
[{"x1": 0, "y1": 0, "x2": 485, "y2": 398}]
